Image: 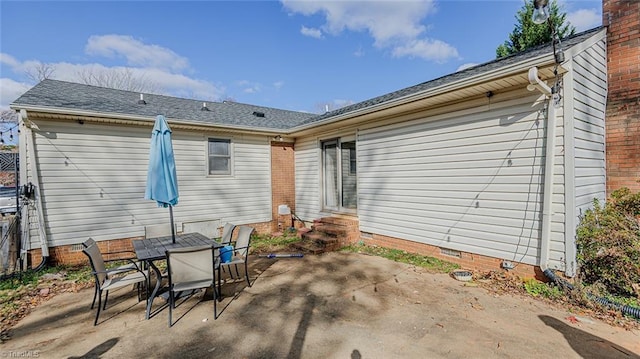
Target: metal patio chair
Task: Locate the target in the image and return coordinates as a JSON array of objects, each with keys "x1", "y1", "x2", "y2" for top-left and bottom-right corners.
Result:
[
  {"x1": 218, "y1": 222, "x2": 236, "y2": 246},
  {"x1": 219, "y1": 225, "x2": 254, "y2": 287},
  {"x1": 82, "y1": 241, "x2": 147, "y2": 325},
  {"x1": 166, "y1": 244, "x2": 220, "y2": 327},
  {"x1": 82, "y1": 238, "x2": 142, "y2": 311},
  {"x1": 144, "y1": 223, "x2": 177, "y2": 239}
]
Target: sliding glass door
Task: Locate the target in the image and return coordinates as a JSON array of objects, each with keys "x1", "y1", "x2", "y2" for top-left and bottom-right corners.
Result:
[{"x1": 322, "y1": 138, "x2": 356, "y2": 212}]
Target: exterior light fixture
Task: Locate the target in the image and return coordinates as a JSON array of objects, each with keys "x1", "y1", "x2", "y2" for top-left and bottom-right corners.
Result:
[
  {"x1": 532, "y1": 0, "x2": 550, "y2": 24},
  {"x1": 531, "y1": 0, "x2": 564, "y2": 105}
]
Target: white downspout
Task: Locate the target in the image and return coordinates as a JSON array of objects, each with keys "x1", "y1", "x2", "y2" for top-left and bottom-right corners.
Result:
[
  {"x1": 18, "y1": 111, "x2": 29, "y2": 269},
  {"x1": 21, "y1": 110, "x2": 49, "y2": 259},
  {"x1": 527, "y1": 67, "x2": 555, "y2": 272}
]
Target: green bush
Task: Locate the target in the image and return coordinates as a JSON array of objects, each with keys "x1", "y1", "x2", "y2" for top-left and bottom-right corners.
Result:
[{"x1": 576, "y1": 188, "x2": 640, "y2": 297}]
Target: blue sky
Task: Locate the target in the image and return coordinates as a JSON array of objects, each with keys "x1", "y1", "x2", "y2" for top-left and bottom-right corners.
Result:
[{"x1": 1, "y1": 0, "x2": 602, "y2": 116}]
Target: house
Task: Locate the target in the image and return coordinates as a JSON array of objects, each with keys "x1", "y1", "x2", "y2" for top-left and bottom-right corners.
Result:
[{"x1": 10, "y1": 0, "x2": 636, "y2": 279}]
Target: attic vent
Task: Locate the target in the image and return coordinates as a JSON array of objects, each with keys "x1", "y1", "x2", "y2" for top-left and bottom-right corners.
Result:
[
  {"x1": 252, "y1": 111, "x2": 265, "y2": 118},
  {"x1": 138, "y1": 94, "x2": 146, "y2": 105},
  {"x1": 201, "y1": 102, "x2": 210, "y2": 111}
]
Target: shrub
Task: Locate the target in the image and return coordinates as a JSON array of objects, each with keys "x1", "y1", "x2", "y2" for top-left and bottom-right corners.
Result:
[
  {"x1": 524, "y1": 278, "x2": 563, "y2": 299},
  {"x1": 576, "y1": 188, "x2": 640, "y2": 297}
]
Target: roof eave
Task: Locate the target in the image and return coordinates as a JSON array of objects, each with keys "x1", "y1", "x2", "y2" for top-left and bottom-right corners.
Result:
[
  {"x1": 288, "y1": 52, "x2": 559, "y2": 135},
  {"x1": 10, "y1": 104, "x2": 287, "y2": 135}
]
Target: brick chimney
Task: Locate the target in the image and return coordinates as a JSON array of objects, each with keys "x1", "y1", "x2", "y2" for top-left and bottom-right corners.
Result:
[{"x1": 603, "y1": 0, "x2": 640, "y2": 193}]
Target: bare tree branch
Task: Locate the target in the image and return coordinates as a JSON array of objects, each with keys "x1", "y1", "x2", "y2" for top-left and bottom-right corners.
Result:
[
  {"x1": 24, "y1": 63, "x2": 55, "y2": 82},
  {"x1": 75, "y1": 67, "x2": 158, "y2": 93},
  {"x1": 0, "y1": 110, "x2": 19, "y2": 124}
]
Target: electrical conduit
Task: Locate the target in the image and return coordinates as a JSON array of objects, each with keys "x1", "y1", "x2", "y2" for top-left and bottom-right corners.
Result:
[{"x1": 527, "y1": 67, "x2": 640, "y2": 320}]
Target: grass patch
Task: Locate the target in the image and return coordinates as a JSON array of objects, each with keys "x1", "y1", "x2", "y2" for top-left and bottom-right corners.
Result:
[
  {"x1": 523, "y1": 278, "x2": 563, "y2": 300},
  {"x1": 0, "y1": 264, "x2": 92, "y2": 292},
  {"x1": 250, "y1": 231, "x2": 302, "y2": 254},
  {"x1": 341, "y1": 243, "x2": 460, "y2": 273},
  {"x1": 1, "y1": 264, "x2": 94, "y2": 334}
]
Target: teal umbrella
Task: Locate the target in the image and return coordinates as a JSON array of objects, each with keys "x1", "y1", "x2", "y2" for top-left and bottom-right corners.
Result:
[{"x1": 145, "y1": 115, "x2": 179, "y2": 243}]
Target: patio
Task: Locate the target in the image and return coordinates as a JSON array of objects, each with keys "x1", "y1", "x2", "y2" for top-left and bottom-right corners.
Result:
[{"x1": 3, "y1": 252, "x2": 639, "y2": 358}]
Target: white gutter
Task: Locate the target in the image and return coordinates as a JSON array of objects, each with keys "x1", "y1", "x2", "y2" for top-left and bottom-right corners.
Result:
[
  {"x1": 290, "y1": 53, "x2": 558, "y2": 133},
  {"x1": 21, "y1": 110, "x2": 50, "y2": 258},
  {"x1": 18, "y1": 111, "x2": 30, "y2": 268},
  {"x1": 9, "y1": 105, "x2": 288, "y2": 136},
  {"x1": 527, "y1": 67, "x2": 556, "y2": 272}
]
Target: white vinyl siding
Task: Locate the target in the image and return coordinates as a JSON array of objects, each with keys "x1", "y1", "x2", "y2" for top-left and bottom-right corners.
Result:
[
  {"x1": 357, "y1": 96, "x2": 565, "y2": 267},
  {"x1": 25, "y1": 120, "x2": 272, "y2": 247},
  {"x1": 560, "y1": 38, "x2": 607, "y2": 276},
  {"x1": 572, "y1": 40, "x2": 607, "y2": 211},
  {"x1": 294, "y1": 137, "x2": 321, "y2": 221}
]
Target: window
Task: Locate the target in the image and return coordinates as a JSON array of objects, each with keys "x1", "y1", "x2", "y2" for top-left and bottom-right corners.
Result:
[
  {"x1": 208, "y1": 138, "x2": 231, "y2": 175},
  {"x1": 349, "y1": 146, "x2": 356, "y2": 175}
]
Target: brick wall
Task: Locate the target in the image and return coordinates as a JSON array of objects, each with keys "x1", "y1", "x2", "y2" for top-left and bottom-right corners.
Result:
[
  {"x1": 30, "y1": 220, "x2": 277, "y2": 267},
  {"x1": 604, "y1": 0, "x2": 640, "y2": 193},
  {"x1": 28, "y1": 237, "x2": 139, "y2": 267},
  {"x1": 270, "y1": 141, "x2": 295, "y2": 232},
  {"x1": 362, "y1": 233, "x2": 543, "y2": 280}
]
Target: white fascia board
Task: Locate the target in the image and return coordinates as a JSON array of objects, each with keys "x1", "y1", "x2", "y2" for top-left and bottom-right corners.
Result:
[
  {"x1": 560, "y1": 28, "x2": 606, "y2": 59},
  {"x1": 9, "y1": 104, "x2": 286, "y2": 136}
]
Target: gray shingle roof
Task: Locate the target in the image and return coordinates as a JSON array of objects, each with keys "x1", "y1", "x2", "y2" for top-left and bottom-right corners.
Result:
[
  {"x1": 297, "y1": 26, "x2": 604, "y2": 126},
  {"x1": 11, "y1": 79, "x2": 315, "y2": 130},
  {"x1": 11, "y1": 27, "x2": 603, "y2": 132}
]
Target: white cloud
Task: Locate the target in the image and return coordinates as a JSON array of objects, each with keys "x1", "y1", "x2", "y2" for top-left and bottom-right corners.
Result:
[
  {"x1": 567, "y1": 8, "x2": 601, "y2": 32},
  {"x1": 273, "y1": 81, "x2": 284, "y2": 90},
  {"x1": 0, "y1": 53, "x2": 20, "y2": 68},
  {"x1": 1, "y1": 42, "x2": 224, "y2": 105},
  {"x1": 332, "y1": 99, "x2": 354, "y2": 109},
  {"x1": 301, "y1": 26, "x2": 323, "y2": 39},
  {"x1": 237, "y1": 80, "x2": 262, "y2": 94},
  {"x1": 85, "y1": 34, "x2": 190, "y2": 72},
  {"x1": 0, "y1": 78, "x2": 32, "y2": 108},
  {"x1": 456, "y1": 63, "x2": 479, "y2": 72},
  {"x1": 392, "y1": 39, "x2": 459, "y2": 63},
  {"x1": 281, "y1": 0, "x2": 458, "y2": 62}
]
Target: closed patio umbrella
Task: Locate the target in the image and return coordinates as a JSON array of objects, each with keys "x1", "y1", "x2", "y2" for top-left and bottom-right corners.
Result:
[{"x1": 145, "y1": 115, "x2": 179, "y2": 243}]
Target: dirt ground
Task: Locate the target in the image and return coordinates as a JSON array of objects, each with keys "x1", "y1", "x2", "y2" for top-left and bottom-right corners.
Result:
[{"x1": 2, "y1": 252, "x2": 639, "y2": 358}]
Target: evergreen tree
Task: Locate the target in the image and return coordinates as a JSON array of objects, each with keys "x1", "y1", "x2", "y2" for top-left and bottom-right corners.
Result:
[{"x1": 496, "y1": 0, "x2": 575, "y2": 58}]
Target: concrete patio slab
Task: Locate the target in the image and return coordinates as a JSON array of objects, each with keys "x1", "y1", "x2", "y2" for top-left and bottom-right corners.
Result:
[{"x1": 2, "y1": 252, "x2": 639, "y2": 358}]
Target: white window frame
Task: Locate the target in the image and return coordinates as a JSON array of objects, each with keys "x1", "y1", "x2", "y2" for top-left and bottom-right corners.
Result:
[{"x1": 207, "y1": 137, "x2": 233, "y2": 176}]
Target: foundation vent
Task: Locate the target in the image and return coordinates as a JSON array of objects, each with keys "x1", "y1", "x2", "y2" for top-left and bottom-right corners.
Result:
[
  {"x1": 70, "y1": 244, "x2": 84, "y2": 252},
  {"x1": 440, "y1": 247, "x2": 461, "y2": 258}
]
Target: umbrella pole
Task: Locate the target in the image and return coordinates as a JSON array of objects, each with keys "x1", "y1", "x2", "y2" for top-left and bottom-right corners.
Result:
[{"x1": 169, "y1": 205, "x2": 176, "y2": 244}]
